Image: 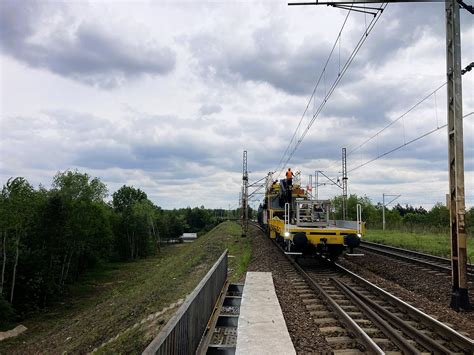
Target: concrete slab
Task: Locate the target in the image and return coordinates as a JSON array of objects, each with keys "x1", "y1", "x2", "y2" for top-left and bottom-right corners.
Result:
[
  {"x1": 236, "y1": 272, "x2": 296, "y2": 355},
  {"x1": 0, "y1": 325, "x2": 27, "y2": 341}
]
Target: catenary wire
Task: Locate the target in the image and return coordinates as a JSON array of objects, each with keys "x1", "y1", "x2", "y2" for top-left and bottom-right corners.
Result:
[
  {"x1": 324, "y1": 61, "x2": 473, "y2": 173},
  {"x1": 348, "y1": 111, "x2": 473, "y2": 173},
  {"x1": 276, "y1": 3, "x2": 387, "y2": 177},
  {"x1": 275, "y1": 7, "x2": 354, "y2": 173}
]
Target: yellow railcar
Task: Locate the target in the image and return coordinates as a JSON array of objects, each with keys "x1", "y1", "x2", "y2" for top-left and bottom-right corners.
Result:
[{"x1": 258, "y1": 174, "x2": 364, "y2": 259}]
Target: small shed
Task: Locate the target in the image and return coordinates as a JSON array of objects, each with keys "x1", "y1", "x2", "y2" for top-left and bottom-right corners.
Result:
[{"x1": 180, "y1": 233, "x2": 198, "y2": 243}]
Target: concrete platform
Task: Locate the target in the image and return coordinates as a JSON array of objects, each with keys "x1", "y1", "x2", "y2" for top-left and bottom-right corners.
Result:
[{"x1": 236, "y1": 272, "x2": 296, "y2": 355}]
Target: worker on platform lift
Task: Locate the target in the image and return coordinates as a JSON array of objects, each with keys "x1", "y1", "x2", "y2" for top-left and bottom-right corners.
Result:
[{"x1": 286, "y1": 168, "x2": 294, "y2": 188}]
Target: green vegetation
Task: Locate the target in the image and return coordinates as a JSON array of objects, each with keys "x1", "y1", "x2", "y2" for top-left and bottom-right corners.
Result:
[
  {"x1": 0, "y1": 171, "x2": 240, "y2": 326},
  {"x1": 332, "y1": 194, "x2": 474, "y2": 235},
  {"x1": 0, "y1": 221, "x2": 251, "y2": 354},
  {"x1": 330, "y1": 194, "x2": 473, "y2": 261},
  {"x1": 364, "y1": 229, "x2": 474, "y2": 260}
]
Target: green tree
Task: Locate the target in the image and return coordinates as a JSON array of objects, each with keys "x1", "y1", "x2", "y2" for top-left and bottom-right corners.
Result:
[
  {"x1": 52, "y1": 170, "x2": 107, "y2": 203},
  {"x1": 331, "y1": 194, "x2": 380, "y2": 227},
  {"x1": 426, "y1": 203, "x2": 449, "y2": 231},
  {"x1": 112, "y1": 185, "x2": 147, "y2": 213},
  {"x1": 51, "y1": 171, "x2": 111, "y2": 282},
  {"x1": 0, "y1": 177, "x2": 35, "y2": 303},
  {"x1": 130, "y1": 200, "x2": 160, "y2": 257},
  {"x1": 112, "y1": 185, "x2": 151, "y2": 260}
]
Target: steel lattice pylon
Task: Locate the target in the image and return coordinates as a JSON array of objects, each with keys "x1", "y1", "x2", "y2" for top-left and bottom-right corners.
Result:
[
  {"x1": 241, "y1": 151, "x2": 249, "y2": 237},
  {"x1": 342, "y1": 148, "x2": 348, "y2": 221}
]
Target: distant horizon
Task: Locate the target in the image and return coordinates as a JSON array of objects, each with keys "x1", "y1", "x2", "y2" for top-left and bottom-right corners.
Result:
[{"x1": 0, "y1": 169, "x2": 458, "y2": 211}]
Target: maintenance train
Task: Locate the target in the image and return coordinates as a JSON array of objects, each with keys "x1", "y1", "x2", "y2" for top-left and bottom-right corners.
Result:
[{"x1": 257, "y1": 172, "x2": 364, "y2": 260}]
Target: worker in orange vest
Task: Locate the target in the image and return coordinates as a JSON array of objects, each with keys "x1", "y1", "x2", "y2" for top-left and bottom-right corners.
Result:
[{"x1": 286, "y1": 168, "x2": 294, "y2": 188}]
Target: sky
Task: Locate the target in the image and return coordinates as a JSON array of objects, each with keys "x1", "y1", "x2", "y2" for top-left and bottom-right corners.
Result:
[{"x1": 0, "y1": 0, "x2": 473, "y2": 210}]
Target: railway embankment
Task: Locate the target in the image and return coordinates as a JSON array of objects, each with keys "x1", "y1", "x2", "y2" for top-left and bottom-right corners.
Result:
[{"x1": 0, "y1": 221, "x2": 251, "y2": 354}]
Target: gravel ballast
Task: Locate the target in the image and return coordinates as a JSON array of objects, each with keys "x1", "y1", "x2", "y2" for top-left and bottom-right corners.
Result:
[{"x1": 246, "y1": 225, "x2": 332, "y2": 354}]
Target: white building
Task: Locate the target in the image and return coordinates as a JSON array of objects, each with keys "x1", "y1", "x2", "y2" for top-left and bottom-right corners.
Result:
[{"x1": 180, "y1": 233, "x2": 198, "y2": 243}]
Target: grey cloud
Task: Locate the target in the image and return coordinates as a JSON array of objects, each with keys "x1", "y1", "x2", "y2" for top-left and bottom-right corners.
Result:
[
  {"x1": 188, "y1": 4, "x2": 449, "y2": 101},
  {"x1": 354, "y1": 3, "x2": 445, "y2": 65},
  {"x1": 324, "y1": 81, "x2": 424, "y2": 128},
  {"x1": 0, "y1": 0, "x2": 176, "y2": 89},
  {"x1": 190, "y1": 25, "x2": 332, "y2": 96},
  {"x1": 74, "y1": 145, "x2": 134, "y2": 170},
  {"x1": 15, "y1": 110, "x2": 238, "y2": 174},
  {"x1": 70, "y1": 112, "x2": 284, "y2": 175},
  {"x1": 276, "y1": 111, "x2": 458, "y2": 175},
  {"x1": 200, "y1": 104, "x2": 223, "y2": 116}
]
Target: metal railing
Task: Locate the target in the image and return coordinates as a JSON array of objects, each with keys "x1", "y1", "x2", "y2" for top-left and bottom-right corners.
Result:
[{"x1": 143, "y1": 250, "x2": 228, "y2": 355}]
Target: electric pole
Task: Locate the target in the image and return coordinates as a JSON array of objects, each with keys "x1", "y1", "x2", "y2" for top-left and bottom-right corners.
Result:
[
  {"x1": 446, "y1": 0, "x2": 469, "y2": 310},
  {"x1": 241, "y1": 150, "x2": 249, "y2": 237},
  {"x1": 315, "y1": 170, "x2": 319, "y2": 200},
  {"x1": 342, "y1": 147, "x2": 348, "y2": 220}
]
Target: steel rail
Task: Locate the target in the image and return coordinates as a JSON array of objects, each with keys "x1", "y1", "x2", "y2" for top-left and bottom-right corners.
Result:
[
  {"x1": 362, "y1": 240, "x2": 474, "y2": 269},
  {"x1": 335, "y1": 262, "x2": 474, "y2": 352},
  {"x1": 334, "y1": 279, "x2": 454, "y2": 354},
  {"x1": 281, "y1": 246, "x2": 384, "y2": 354},
  {"x1": 332, "y1": 278, "x2": 420, "y2": 354},
  {"x1": 359, "y1": 241, "x2": 474, "y2": 277}
]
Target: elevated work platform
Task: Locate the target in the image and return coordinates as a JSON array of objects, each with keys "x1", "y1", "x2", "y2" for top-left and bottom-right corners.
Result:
[{"x1": 236, "y1": 272, "x2": 296, "y2": 355}]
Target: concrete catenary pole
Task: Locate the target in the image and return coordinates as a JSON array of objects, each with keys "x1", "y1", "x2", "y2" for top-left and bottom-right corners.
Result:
[{"x1": 446, "y1": 0, "x2": 469, "y2": 310}]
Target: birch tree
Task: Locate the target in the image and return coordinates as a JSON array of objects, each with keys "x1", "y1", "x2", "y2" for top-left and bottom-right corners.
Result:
[{"x1": 1, "y1": 177, "x2": 34, "y2": 303}]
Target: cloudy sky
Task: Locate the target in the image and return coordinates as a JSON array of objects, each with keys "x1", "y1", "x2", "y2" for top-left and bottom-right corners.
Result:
[{"x1": 0, "y1": 0, "x2": 473, "y2": 210}]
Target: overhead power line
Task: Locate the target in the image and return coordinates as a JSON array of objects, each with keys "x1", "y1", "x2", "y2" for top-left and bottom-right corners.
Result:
[
  {"x1": 348, "y1": 82, "x2": 447, "y2": 155},
  {"x1": 325, "y1": 61, "x2": 473, "y2": 174},
  {"x1": 348, "y1": 62, "x2": 473, "y2": 156},
  {"x1": 348, "y1": 111, "x2": 474, "y2": 173},
  {"x1": 276, "y1": 7, "x2": 354, "y2": 173},
  {"x1": 276, "y1": 3, "x2": 387, "y2": 177}
]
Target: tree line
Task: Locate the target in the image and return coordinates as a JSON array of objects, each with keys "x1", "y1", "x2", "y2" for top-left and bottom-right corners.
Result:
[
  {"x1": 332, "y1": 194, "x2": 474, "y2": 233},
  {"x1": 0, "y1": 170, "x2": 230, "y2": 324}
]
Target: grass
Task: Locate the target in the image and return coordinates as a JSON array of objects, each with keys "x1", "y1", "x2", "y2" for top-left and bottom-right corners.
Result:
[
  {"x1": 0, "y1": 221, "x2": 251, "y2": 354},
  {"x1": 364, "y1": 229, "x2": 474, "y2": 261},
  {"x1": 235, "y1": 246, "x2": 252, "y2": 280}
]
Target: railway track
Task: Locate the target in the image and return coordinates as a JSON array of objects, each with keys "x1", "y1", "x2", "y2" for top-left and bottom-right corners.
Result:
[
  {"x1": 359, "y1": 240, "x2": 474, "y2": 280},
  {"x1": 249, "y1": 222, "x2": 474, "y2": 354},
  {"x1": 298, "y1": 260, "x2": 474, "y2": 354}
]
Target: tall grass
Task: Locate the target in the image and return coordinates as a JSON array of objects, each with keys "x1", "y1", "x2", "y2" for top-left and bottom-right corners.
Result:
[{"x1": 364, "y1": 229, "x2": 474, "y2": 262}]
